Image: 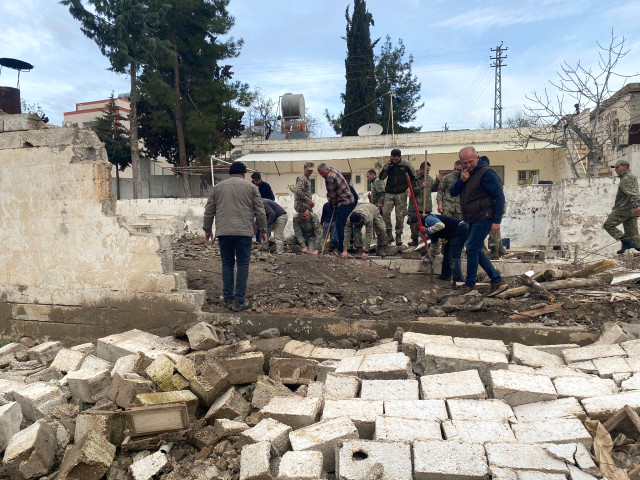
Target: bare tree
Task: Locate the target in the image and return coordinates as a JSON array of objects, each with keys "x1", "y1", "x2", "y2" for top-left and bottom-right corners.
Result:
[{"x1": 513, "y1": 31, "x2": 638, "y2": 177}]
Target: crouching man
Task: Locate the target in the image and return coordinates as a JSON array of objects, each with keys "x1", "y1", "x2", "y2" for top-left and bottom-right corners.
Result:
[
  {"x1": 342, "y1": 203, "x2": 388, "y2": 260},
  {"x1": 285, "y1": 206, "x2": 323, "y2": 255}
]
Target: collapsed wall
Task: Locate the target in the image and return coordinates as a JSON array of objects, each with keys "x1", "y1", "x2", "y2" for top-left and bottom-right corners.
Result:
[{"x1": 0, "y1": 113, "x2": 204, "y2": 343}]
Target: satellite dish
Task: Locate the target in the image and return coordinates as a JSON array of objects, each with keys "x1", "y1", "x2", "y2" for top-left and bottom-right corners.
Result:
[{"x1": 357, "y1": 123, "x2": 383, "y2": 136}]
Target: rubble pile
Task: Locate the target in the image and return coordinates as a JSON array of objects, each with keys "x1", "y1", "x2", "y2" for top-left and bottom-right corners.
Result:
[{"x1": 2, "y1": 323, "x2": 640, "y2": 479}]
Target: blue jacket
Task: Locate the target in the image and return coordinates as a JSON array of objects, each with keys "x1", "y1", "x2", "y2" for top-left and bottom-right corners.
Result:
[{"x1": 449, "y1": 157, "x2": 505, "y2": 224}]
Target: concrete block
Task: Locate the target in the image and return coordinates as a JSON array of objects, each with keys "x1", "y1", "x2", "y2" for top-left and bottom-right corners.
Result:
[
  {"x1": 145, "y1": 354, "x2": 177, "y2": 392},
  {"x1": 3, "y1": 419, "x2": 56, "y2": 480},
  {"x1": 310, "y1": 347, "x2": 355, "y2": 361},
  {"x1": 401, "y1": 332, "x2": 452, "y2": 361},
  {"x1": 446, "y1": 398, "x2": 516, "y2": 422},
  {"x1": 205, "y1": 387, "x2": 251, "y2": 422},
  {"x1": 96, "y1": 329, "x2": 189, "y2": 364},
  {"x1": 240, "y1": 441, "x2": 271, "y2": 480},
  {"x1": 512, "y1": 418, "x2": 592, "y2": 447},
  {"x1": 186, "y1": 322, "x2": 220, "y2": 351},
  {"x1": 80, "y1": 355, "x2": 114, "y2": 371},
  {"x1": 413, "y1": 440, "x2": 489, "y2": 479},
  {"x1": 337, "y1": 439, "x2": 412, "y2": 480},
  {"x1": 218, "y1": 352, "x2": 265, "y2": 385},
  {"x1": 594, "y1": 322, "x2": 629, "y2": 345},
  {"x1": 621, "y1": 372, "x2": 640, "y2": 390},
  {"x1": 612, "y1": 371, "x2": 633, "y2": 385},
  {"x1": 625, "y1": 356, "x2": 640, "y2": 372},
  {"x1": 333, "y1": 356, "x2": 363, "y2": 376},
  {"x1": 213, "y1": 418, "x2": 249, "y2": 437},
  {"x1": 130, "y1": 451, "x2": 168, "y2": 480},
  {"x1": 357, "y1": 352, "x2": 412, "y2": 380},
  {"x1": 553, "y1": 375, "x2": 617, "y2": 399},
  {"x1": 13, "y1": 382, "x2": 67, "y2": 421},
  {"x1": 252, "y1": 375, "x2": 294, "y2": 409},
  {"x1": 26, "y1": 341, "x2": 63, "y2": 365},
  {"x1": 533, "y1": 344, "x2": 580, "y2": 357},
  {"x1": 290, "y1": 417, "x2": 359, "y2": 472},
  {"x1": 506, "y1": 364, "x2": 537, "y2": 374},
  {"x1": 324, "y1": 373, "x2": 360, "y2": 399},
  {"x1": 417, "y1": 343, "x2": 508, "y2": 383},
  {"x1": 513, "y1": 397, "x2": 586, "y2": 422},
  {"x1": 55, "y1": 429, "x2": 116, "y2": 480},
  {"x1": 454, "y1": 336, "x2": 508, "y2": 354},
  {"x1": 581, "y1": 391, "x2": 640, "y2": 420},
  {"x1": 621, "y1": 339, "x2": 640, "y2": 357},
  {"x1": 277, "y1": 450, "x2": 323, "y2": 480},
  {"x1": 306, "y1": 381, "x2": 324, "y2": 398},
  {"x1": 593, "y1": 356, "x2": 634, "y2": 378},
  {"x1": 354, "y1": 341, "x2": 399, "y2": 356},
  {"x1": 485, "y1": 442, "x2": 568, "y2": 473},
  {"x1": 190, "y1": 359, "x2": 229, "y2": 406},
  {"x1": 282, "y1": 340, "x2": 315, "y2": 359},
  {"x1": 518, "y1": 473, "x2": 567, "y2": 480},
  {"x1": 75, "y1": 410, "x2": 126, "y2": 447},
  {"x1": 173, "y1": 355, "x2": 196, "y2": 381},
  {"x1": 135, "y1": 390, "x2": 199, "y2": 421},
  {"x1": 71, "y1": 343, "x2": 95, "y2": 354},
  {"x1": 543, "y1": 443, "x2": 599, "y2": 476},
  {"x1": 239, "y1": 418, "x2": 291, "y2": 456},
  {"x1": 374, "y1": 415, "x2": 441, "y2": 442},
  {"x1": 568, "y1": 360, "x2": 598, "y2": 374},
  {"x1": 360, "y1": 379, "x2": 418, "y2": 401},
  {"x1": 489, "y1": 370, "x2": 557, "y2": 407},
  {"x1": 443, "y1": 419, "x2": 515, "y2": 444},
  {"x1": 1, "y1": 113, "x2": 41, "y2": 132},
  {"x1": 108, "y1": 373, "x2": 154, "y2": 408},
  {"x1": 421, "y1": 369, "x2": 487, "y2": 400},
  {"x1": 384, "y1": 399, "x2": 448, "y2": 421},
  {"x1": 489, "y1": 467, "x2": 518, "y2": 480},
  {"x1": 66, "y1": 368, "x2": 111, "y2": 403},
  {"x1": 317, "y1": 360, "x2": 339, "y2": 382},
  {"x1": 322, "y1": 399, "x2": 383, "y2": 438},
  {"x1": 261, "y1": 396, "x2": 323, "y2": 430},
  {"x1": 511, "y1": 343, "x2": 565, "y2": 368},
  {"x1": 269, "y1": 357, "x2": 318, "y2": 384},
  {"x1": 534, "y1": 366, "x2": 591, "y2": 379},
  {"x1": 566, "y1": 464, "x2": 600, "y2": 479},
  {"x1": 51, "y1": 349, "x2": 88, "y2": 373},
  {"x1": 110, "y1": 352, "x2": 146, "y2": 378},
  {"x1": 562, "y1": 343, "x2": 626, "y2": 363},
  {"x1": 0, "y1": 401, "x2": 22, "y2": 452}
]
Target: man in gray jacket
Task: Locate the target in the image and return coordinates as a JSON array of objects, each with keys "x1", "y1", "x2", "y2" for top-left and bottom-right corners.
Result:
[{"x1": 203, "y1": 162, "x2": 267, "y2": 311}]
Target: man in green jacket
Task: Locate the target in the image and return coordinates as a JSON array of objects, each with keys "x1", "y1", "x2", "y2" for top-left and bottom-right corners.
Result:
[
  {"x1": 285, "y1": 205, "x2": 323, "y2": 255},
  {"x1": 437, "y1": 160, "x2": 463, "y2": 219},
  {"x1": 367, "y1": 169, "x2": 385, "y2": 211},
  {"x1": 408, "y1": 161, "x2": 441, "y2": 246},
  {"x1": 379, "y1": 148, "x2": 416, "y2": 245},
  {"x1": 604, "y1": 159, "x2": 640, "y2": 254}
]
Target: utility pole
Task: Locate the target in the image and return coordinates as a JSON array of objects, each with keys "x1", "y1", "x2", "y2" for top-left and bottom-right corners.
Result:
[
  {"x1": 490, "y1": 42, "x2": 507, "y2": 129},
  {"x1": 390, "y1": 89, "x2": 395, "y2": 141}
]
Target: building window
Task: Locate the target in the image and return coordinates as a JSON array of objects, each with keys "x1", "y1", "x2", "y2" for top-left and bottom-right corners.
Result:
[
  {"x1": 310, "y1": 178, "x2": 316, "y2": 194},
  {"x1": 518, "y1": 170, "x2": 539, "y2": 185}
]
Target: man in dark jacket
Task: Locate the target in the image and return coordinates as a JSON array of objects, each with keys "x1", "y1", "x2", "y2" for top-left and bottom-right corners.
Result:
[
  {"x1": 450, "y1": 147, "x2": 507, "y2": 295},
  {"x1": 251, "y1": 172, "x2": 275, "y2": 200},
  {"x1": 379, "y1": 148, "x2": 416, "y2": 245}
]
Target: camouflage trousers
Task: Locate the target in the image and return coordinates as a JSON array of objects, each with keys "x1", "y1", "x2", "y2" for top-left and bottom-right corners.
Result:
[
  {"x1": 488, "y1": 231, "x2": 506, "y2": 254},
  {"x1": 604, "y1": 209, "x2": 640, "y2": 245},
  {"x1": 285, "y1": 235, "x2": 319, "y2": 253},
  {"x1": 383, "y1": 192, "x2": 408, "y2": 236}
]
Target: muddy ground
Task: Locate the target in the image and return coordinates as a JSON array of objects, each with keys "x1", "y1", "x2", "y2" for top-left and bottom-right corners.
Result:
[{"x1": 173, "y1": 238, "x2": 640, "y2": 332}]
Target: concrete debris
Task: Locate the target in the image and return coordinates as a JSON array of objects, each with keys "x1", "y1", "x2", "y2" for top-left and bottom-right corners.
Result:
[
  {"x1": 75, "y1": 410, "x2": 126, "y2": 447},
  {"x1": 50, "y1": 348, "x2": 89, "y2": 373},
  {"x1": 66, "y1": 368, "x2": 111, "y2": 403},
  {"x1": 26, "y1": 340, "x2": 63, "y2": 365},
  {"x1": 3, "y1": 419, "x2": 56, "y2": 479},
  {"x1": 55, "y1": 430, "x2": 116, "y2": 480},
  {"x1": 186, "y1": 322, "x2": 221, "y2": 351},
  {"x1": 130, "y1": 451, "x2": 169, "y2": 480},
  {"x1": 0, "y1": 401, "x2": 23, "y2": 452}
]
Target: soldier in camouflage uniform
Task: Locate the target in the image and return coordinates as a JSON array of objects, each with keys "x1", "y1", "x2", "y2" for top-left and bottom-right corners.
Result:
[
  {"x1": 483, "y1": 157, "x2": 507, "y2": 259},
  {"x1": 408, "y1": 161, "x2": 441, "y2": 246},
  {"x1": 437, "y1": 161, "x2": 463, "y2": 220},
  {"x1": 342, "y1": 203, "x2": 388, "y2": 260},
  {"x1": 367, "y1": 169, "x2": 385, "y2": 211},
  {"x1": 604, "y1": 159, "x2": 640, "y2": 254},
  {"x1": 294, "y1": 162, "x2": 315, "y2": 212},
  {"x1": 379, "y1": 148, "x2": 416, "y2": 245},
  {"x1": 285, "y1": 205, "x2": 323, "y2": 254}
]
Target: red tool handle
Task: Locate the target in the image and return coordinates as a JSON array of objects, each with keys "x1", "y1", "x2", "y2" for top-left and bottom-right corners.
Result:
[{"x1": 406, "y1": 173, "x2": 432, "y2": 261}]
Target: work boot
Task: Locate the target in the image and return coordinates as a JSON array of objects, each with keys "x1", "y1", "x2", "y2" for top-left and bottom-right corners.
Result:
[
  {"x1": 488, "y1": 247, "x2": 500, "y2": 260},
  {"x1": 407, "y1": 239, "x2": 419, "y2": 247},
  {"x1": 231, "y1": 300, "x2": 251, "y2": 312},
  {"x1": 395, "y1": 234, "x2": 403, "y2": 246},
  {"x1": 617, "y1": 238, "x2": 636, "y2": 254},
  {"x1": 488, "y1": 280, "x2": 508, "y2": 296},
  {"x1": 386, "y1": 231, "x2": 394, "y2": 243},
  {"x1": 499, "y1": 246, "x2": 508, "y2": 256}
]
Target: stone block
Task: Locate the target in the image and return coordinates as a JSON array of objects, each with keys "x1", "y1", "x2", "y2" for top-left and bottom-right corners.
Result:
[
  {"x1": 1, "y1": 113, "x2": 41, "y2": 132},
  {"x1": 333, "y1": 356, "x2": 363, "y2": 376},
  {"x1": 173, "y1": 355, "x2": 196, "y2": 381},
  {"x1": 0, "y1": 401, "x2": 22, "y2": 452},
  {"x1": 594, "y1": 323, "x2": 629, "y2": 345},
  {"x1": 251, "y1": 375, "x2": 293, "y2": 409},
  {"x1": 581, "y1": 391, "x2": 640, "y2": 420},
  {"x1": 240, "y1": 441, "x2": 271, "y2": 480},
  {"x1": 360, "y1": 379, "x2": 418, "y2": 401},
  {"x1": 317, "y1": 360, "x2": 339, "y2": 382},
  {"x1": 489, "y1": 370, "x2": 557, "y2": 407},
  {"x1": 446, "y1": 399, "x2": 515, "y2": 422},
  {"x1": 290, "y1": 417, "x2": 359, "y2": 472},
  {"x1": 443, "y1": 419, "x2": 516, "y2": 444},
  {"x1": 186, "y1": 322, "x2": 220, "y2": 351},
  {"x1": 110, "y1": 352, "x2": 146, "y2": 378},
  {"x1": 421, "y1": 369, "x2": 487, "y2": 400},
  {"x1": 145, "y1": 354, "x2": 177, "y2": 392},
  {"x1": 189, "y1": 359, "x2": 229, "y2": 406},
  {"x1": 3, "y1": 419, "x2": 56, "y2": 480},
  {"x1": 519, "y1": 473, "x2": 567, "y2": 480},
  {"x1": 108, "y1": 373, "x2": 154, "y2": 408},
  {"x1": 454, "y1": 336, "x2": 508, "y2": 354},
  {"x1": 562, "y1": 343, "x2": 626, "y2": 364},
  {"x1": 568, "y1": 361, "x2": 598, "y2": 374},
  {"x1": 357, "y1": 352, "x2": 412, "y2": 380},
  {"x1": 310, "y1": 347, "x2": 355, "y2": 361},
  {"x1": 593, "y1": 356, "x2": 634, "y2": 378},
  {"x1": 130, "y1": 451, "x2": 168, "y2": 480},
  {"x1": 282, "y1": 340, "x2": 315, "y2": 359},
  {"x1": 80, "y1": 355, "x2": 114, "y2": 371},
  {"x1": 13, "y1": 382, "x2": 67, "y2": 421},
  {"x1": 553, "y1": 375, "x2": 617, "y2": 400},
  {"x1": 566, "y1": 464, "x2": 600, "y2": 479},
  {"x1": 239, "y1": 418, "x2": 291, "y2": 456},
  {"x1": 337, "y1": 439, "x2": 412, "y2": 480},
  {"x1": 354, "y1": 341, "x2": 399, "y2": 356},
  {"x1": 277, "y1": 450, "x2": 323, "y2": 480},
  {"x1": 374, "y1": 415, "x2": 441, "y2": 442},
  {"x1": 55, "y1": 429, "x2": 116, "y2": 480},
  {"x1": 261, "y1": 396, "x2": 322, "y2": 430},
  {"x1": 27, "y1": 341, "x2": 63, "y2": 365},
  {"x1": 71, "y1": 343, "x2": 95, "y2": 354},
  {"x1": 67, "y1": 368, "x2": 111, "y2": 403},
  {"x1": 269, "y1": 357, "x2": 318, "y2": 385},
  {"x1": 489, "y1": 467, "x2": 518, "y2": 480},
  {"x1": 533, "y1": 344, "x2": 580, "y2": 357},
  {"x1": 51, "y1": 349, "x2": 88, "y2": 373},
  {"x1": 543, "y1": 443, "x2": 599, "y2": 476},
  {"x1": 534, "y1": 366, "x2": 591, "y2": 379},
  {"x1": 621, "y1": 373, "x2": 640, "y2": 391},
  {"x1": 213, "y1": 418, "x2": 249, "y2": 438},
  {"x1": 401, "y1": 332, "x2": 453, "y2": 361},
  {"x1": 218, "y1": 352, "x2": 265, "y2": 384},
  {"x1": 613, "y1": 372, "x2": 633, "y2": 385},
  {"x1": 621, "y1": 339, "x2": 640, "y2": 357},
  {"x1": 513, "y1": 397, "x2": 586, "y2": 422},
  {"x1": 322, "y1": 399, "x2": 383, "y2": 438},
  {"x1": 417, "y1": 343, "x2": 508, "y2": 383},
  {"x1": 512, "y1": 418, "x2": 592, "y2": 447},
  {"x1": 306, "y1": 381, "x2": 324, "y2": 398},
  {"x1": 384, "y1": 399, "x2": 449, "y2": 421},
  {"x1": 413, "y1": 440, "x2": 489, "y2": 480},
  {"x1": 205, "y1": 387, "x2": 251, "y2": 422},
  {"x1": 485, "y1": 442, "x2": 568, "y2": 473},
  {"x1": 25, "y1": 366, "x2": 62, "y2": 384},
  {"x1": 96, "y1": 329, "x2": 189, "y2": 364},
  {"x1": 135, "y1": 390, "x2": 199, "y2": 421},
  {"x1": 511, "y1": 343, "x2": 565, "y2": 368},
  {"x1": 324, "y1": 373, "x2": 360, "y2": 399},
  {"x1": 75, "y1": 410, "x2": 126, "y2": 447}
]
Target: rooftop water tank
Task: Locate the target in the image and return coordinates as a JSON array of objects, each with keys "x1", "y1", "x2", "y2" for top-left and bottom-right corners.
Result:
[{"x1": 281, "y1": 93, "x2": 305, "y2": 119}]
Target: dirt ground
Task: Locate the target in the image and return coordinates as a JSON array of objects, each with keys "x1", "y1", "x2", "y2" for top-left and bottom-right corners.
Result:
[{"x1": 173, "y1": 238, "x2": 640, "y2": 332}]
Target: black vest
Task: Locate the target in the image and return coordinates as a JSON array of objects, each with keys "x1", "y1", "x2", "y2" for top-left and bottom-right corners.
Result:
[
  {"x1": 460, "y1": 167, "x2": 494, "y2": 224},
  {"x1": 429, "y1": 215, "x2": 463, "y2": 240}
]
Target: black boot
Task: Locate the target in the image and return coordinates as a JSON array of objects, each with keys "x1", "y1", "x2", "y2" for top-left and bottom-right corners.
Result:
[
  {"x1": 395, "y1": 234, "x2": 403, "y2": 246},
  {"x1": 617, "y1": 238, "x2": 636, "y2": 254},
  {"x1": 407, "y1": 239, "x2": 419, "y2": 247}
]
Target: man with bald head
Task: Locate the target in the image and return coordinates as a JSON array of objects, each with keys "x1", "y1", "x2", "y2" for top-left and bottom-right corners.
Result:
[{"x1": 450, "y1": 146, "x2": 506, "y2": 295}]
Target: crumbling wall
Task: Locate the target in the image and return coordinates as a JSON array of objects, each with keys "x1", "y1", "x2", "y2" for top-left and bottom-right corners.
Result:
[
  {"x1": 502, "y1": 185, "x2": 553, "y2": 248},
  {"x1": 0, "y1": 113, "x2": 204, "y2": 343}
]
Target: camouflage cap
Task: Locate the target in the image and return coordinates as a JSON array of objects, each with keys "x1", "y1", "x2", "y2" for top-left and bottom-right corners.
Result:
[
  {"x1": 612, "y1": 159, "x2": 630, "y2": 168},
  {"x1": 303, "y1": 162, "x2": 314, "y2": 169}
]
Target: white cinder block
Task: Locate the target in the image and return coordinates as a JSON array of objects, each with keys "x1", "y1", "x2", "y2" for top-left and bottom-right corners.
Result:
[
  {"x1": 553, "y1": 375, "x2": 617, "y2": 400},
  {"x1": 374, "y1": 415, "x2": 441, "y2": 443},
  {"x1": 383, "y1": 399, "x2": 448, "y2": 421},
  {"x1": 413, "y1": 440, "x2": 489, "y2": 479},
  {"x1": 446, "y1": 399, "x2": 516, "y2": 422},
  {"x1": 278, "y1": 451, "x2": 323, "y2": 480},
  {"x1": 421, "y1": 369, "x2": 487, "y2": 400},
  {"x1": 360, "y1": 379, "x2": 419, "y2": 401},
  {"x1": 454, "y1": 337, "x2": 508, "y2": 354},
  {"x1": 511, "y1": 343, "x2": 564, "y2": 368},
  {"x1": 489, "y1": 370, "x2": 557, "y2": 407},
  {"x1": 562, "y1": 343, "x2": 626, "y2": 364},
  {"x1": 581, "y1": 391, "x2": 640, "y2": 420},
  {"x1": 322, "y1": 399, "x2": 383, "y2": 439},
  {"x1": 443, "y1": 420, "x2": 516, "y2": 444},
  {"x1": 513, "y1": 397, "x2": 586, "y2": 422},
  {"x1": 324, "y1": 374, "x2": 360, "y2": 400},
  {"x1": 337, "y1": 440, "x2": 412, "y2": 480},
  {"x1": 239, "y1": 441, "x2": 271, "y2": 480},
  {"x1": 512, "y1": 418, "x2": 592, "y2": 448},
  {"x1": 485, "y1": 443, "x2": 568, "y2": 473},
  {"x1": 260, "y1": 396, "x2": 322, "y2": 430}
]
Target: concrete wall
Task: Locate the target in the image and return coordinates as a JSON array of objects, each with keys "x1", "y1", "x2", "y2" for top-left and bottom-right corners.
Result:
[{"x1": 0, "y1": 113, "x2": 204, "y2": 343}]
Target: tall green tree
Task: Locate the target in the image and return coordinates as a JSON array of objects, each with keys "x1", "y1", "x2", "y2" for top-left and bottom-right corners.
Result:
[
  {"x1": 375, "y1": 36, "x2": 423, "y2": 134},
  {"x1": 61, "y1": 0, "x2": 168, "y2": 199},
  {"x1": 91, "y1": 93, "x2": 131, "y2": 199}
]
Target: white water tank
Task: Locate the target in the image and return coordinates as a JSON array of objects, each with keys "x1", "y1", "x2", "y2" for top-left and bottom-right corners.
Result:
[{"x1": 281, "y1": 93, "x2": 305, "y2": 119}]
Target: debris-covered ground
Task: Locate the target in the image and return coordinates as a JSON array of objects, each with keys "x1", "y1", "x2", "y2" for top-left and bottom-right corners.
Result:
[{"x1": 173, "y1": 238, "x2": 640, "y2": 332}]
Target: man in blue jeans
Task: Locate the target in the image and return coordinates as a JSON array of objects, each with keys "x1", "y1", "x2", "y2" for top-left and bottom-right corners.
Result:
[
  {"x1": 203, "y1": 162, "x2": 267, "y2": 311},
  {"x1": 450, "y1": 147, "x2": 507, "y2": 295},
  {"x1": 317, "y1": 163, "x2": 355, "y2": 254}
]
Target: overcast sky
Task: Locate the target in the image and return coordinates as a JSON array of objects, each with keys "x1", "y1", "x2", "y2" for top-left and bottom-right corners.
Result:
[{"x1": 2, "y1": 0, "x2": 639, "y2": 135}]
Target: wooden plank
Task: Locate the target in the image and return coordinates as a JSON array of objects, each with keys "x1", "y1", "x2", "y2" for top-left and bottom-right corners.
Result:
[
  {"x1": 508, "y1": 303, "x2": 563, "y2": 320},
  {"x1": 569, "y1": 259, "x2": 618, "y2": 278},
  {"x1": 125, "y1": 402, "x2": 189, "y2": 437},
  {"x1": 604, "y1": 406, "x2": 630, "y2": 432},
  {"x1": 121, "y1": 430, "x2": 188, "y2": 452},
  {"x1": 624, "y1": 405, "x2": 640, "y2": 433}
]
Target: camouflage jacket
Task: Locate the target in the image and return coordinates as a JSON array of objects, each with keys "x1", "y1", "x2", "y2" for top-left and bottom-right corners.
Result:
[
  {"x1": 294, "y1": 173, "x2": 312, "y2": 205},
  {"x1": 370, "y1": 178, "x2": 386, "y2": 206},
  {"x1": 614, "y1": 169, "x2": 640, "y2": 212},
  {"x1": 436, "y1": 172, "x2": 462, "y2": 216},
  {"x1": 293, "y1": 212, "x2": 322, "y2": 245},
  {"x1": 344, "y1": 203, "x2": 381, "y2": 251},
  {"x1": 409, "y1": 175, "x2": 439, "y2": 213}
]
